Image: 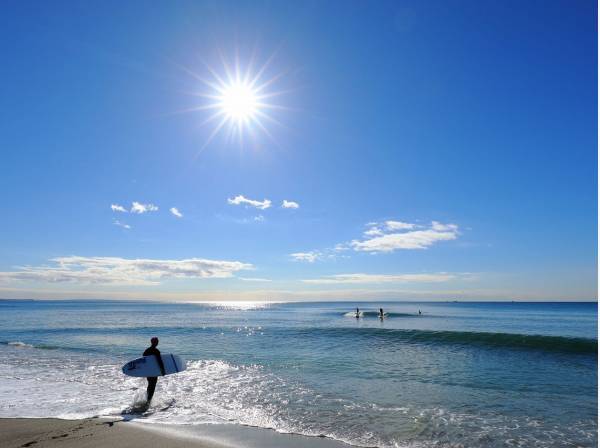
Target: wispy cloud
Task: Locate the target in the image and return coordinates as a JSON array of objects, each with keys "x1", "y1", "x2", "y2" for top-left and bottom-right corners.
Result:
[
  {"x1": 363, "y1": 221, "x2": 415, "y2": 237},
  {"x1": 215, "y1": 213, "x2": 267, "y2": 224},
  {"x1": 282, "y1": 200, "x2": 299, "y2": 209},
  {"x1": 290, "y1": 243, "x2": 350, "y2": 263},
  {"x1": 111, "y1": 204, "x2": 128, "y2": 213},
  {"x1": 384, "y1": 220, "x2": 416, "y2": 231},
  {"x1": 292, "y1": 220, "x2": 459, "y2": 262},
  {"x1": 3, "y1": 285, "x2": 573, "y2": 302},
  {"x1": 239, "y1": 277, "x2": 272, "y2": 282},
  {"x1": 131, "y1": 202, "x2": 159, "y2": 214},
  {"x1": 227, "y1": 195, "x2": 271, "y2": 210},
  {"x1": 113, "y1": 220, "x2": 131, "y2": 230},
  {"x1": 302, "y1": 273, "x2": 456, "y2": 284},
  {"x1": 170, "y1": 207, "x2": 183, "y2": 218},
  {"x1": 431, "y1": 221, "x2": 458, "y2": 232},
  {"x1": 290, "y1": 251, "x2": 321, "y2": 263},
  {"x1": 0, "y1": 256, "x2": 253, "y2": 285},
  {"x1": 333, "y1": 243, "x2": 350, "y2": 252},
  {"x1": 364, "y1": 227, "x2": 384, "y2": 237},
  {"x1": 352, "y1": 221, "x2": 459, "y2": 252}
]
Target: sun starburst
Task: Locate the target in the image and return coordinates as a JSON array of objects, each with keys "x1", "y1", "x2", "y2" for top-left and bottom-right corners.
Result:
[{"x1": 181, "y1": 50, "x2": 287, "y2": 150}]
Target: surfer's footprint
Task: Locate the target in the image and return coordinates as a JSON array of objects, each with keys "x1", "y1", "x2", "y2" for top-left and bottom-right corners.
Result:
[{"x1": 51, "y1": 434, "x2": 69, "y2": 439}]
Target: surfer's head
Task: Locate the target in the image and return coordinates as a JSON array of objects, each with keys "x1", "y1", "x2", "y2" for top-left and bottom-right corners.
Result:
[{"x1": 150, "y1": 337, "x2": 159, "y2": 346}]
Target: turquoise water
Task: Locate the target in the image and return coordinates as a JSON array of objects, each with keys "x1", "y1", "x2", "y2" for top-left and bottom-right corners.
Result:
[{"x1": 0, "y1": 300, "x2": 597, "y2": 447}]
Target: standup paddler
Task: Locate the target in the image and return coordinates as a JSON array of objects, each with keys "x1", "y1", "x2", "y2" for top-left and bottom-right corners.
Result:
[{"x1": 143, "y1": 337, "x2": 166, "y2": 403}]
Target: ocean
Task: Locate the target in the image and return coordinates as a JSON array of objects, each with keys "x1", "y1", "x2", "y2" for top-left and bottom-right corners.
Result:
[{"x1": 0, "y1": 299, "x2": 597, "y2": 447}]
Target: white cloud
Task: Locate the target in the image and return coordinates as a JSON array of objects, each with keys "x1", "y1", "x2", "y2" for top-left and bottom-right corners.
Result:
[
  {"x1": 254, "y1": 215, "x2": 265, "y2": 222},
  {"x1": 282, "y1": 200, "x2": 299, "y2": 209},
  {"x1": 0, "y1": 256, "x2": 253, "y2": 285},
  {"x1": 352, "y1": 221, "x2": 459, "y2": 252},
  {"x1": 291, "y1": 220, "x2": 460, "y2": 263},
  {"x1": 227, "y1": 195, "x2": 271, "y2": 210},
  {"x1": 290, "y1": 244, "x2": 350, "y2": 262},
  {"x1": 131, "y1": 202, "x2": 159, "y2": 214},
  {"x1": 170, "y1": 207, "x2": 183, "y2": 218},
  {"x1": 1, "y1": 284, "x2": 572, "y2": 302},
  {"x1": 113, "y1": 220, "x2": 131, "y2": 230},
  {"x1": 384, "y1": 220, "x2": 416, "y2": 231},
  {"x1": 111, "y1": 204, "x2": 128, "y2": 213},
  {"x1": 302, "y1": 273, "x2": 456, "y2": 284},
  {"x1": 290, "y1": 251, "x2": 321, "y2": 263},
  {"x1": 364, "y1": 227, "x2": 384, "y2": 237},
  {"x1": 363, "y1": 221, "x2": 415, "y2": 237},
  {"x1": 431, "y1": 221, "x2": 458, "y2": 232},
  {"x1": 239, "y1": 277, "x2": 272, "y2": 282},
  {"x1": 333, "y1": 243, "x2": 350, "y2": 252}
]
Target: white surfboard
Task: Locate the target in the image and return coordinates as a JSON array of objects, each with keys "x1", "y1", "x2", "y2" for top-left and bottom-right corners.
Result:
[{"x1": 122, "y1": 354, "x2": 186, "y2": 377}]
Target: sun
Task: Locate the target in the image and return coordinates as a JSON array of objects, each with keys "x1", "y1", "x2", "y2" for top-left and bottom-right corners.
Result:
[
  {"x1": 180, "y1": 51, "x2": 286, "y2": 149},
  {"x1": 218, "y1": 81, "x2": 260, "y2": 123}
]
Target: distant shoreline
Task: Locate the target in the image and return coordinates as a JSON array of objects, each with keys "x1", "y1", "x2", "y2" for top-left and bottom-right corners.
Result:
[{"x1": 0, "y1": 297, "x2": 597, "y2": 303}]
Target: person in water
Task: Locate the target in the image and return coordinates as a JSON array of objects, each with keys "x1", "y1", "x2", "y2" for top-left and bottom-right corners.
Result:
[
  {"x1": 143, "y1": 337, "x2": 165, "y2": 403},
  {"x1": 379, "y1": 308, "x2": 384, "y2": 319},
  {"x1": 355, "y1": 307, "x2": 360, "y2": 318}
]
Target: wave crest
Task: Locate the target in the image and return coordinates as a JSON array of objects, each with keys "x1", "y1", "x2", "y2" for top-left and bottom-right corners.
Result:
[{"x1": 302, "y1": 328, "x2": 597, "y2": 354}]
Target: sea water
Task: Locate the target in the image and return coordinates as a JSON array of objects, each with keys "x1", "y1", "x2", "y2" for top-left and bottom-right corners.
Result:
[{"x1": 0, "y1": 300, "x2": 597, "y2": 447}]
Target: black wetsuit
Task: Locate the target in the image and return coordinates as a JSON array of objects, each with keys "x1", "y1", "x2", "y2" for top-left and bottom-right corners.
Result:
[{"x1": 143, "y1": 345, "x2": 166, "y2": 402}]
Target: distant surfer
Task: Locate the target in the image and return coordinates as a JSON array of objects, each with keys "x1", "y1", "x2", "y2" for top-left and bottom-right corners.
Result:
[
  {"x1": 379, "y1": 308, "x2": 384, "y2": 319},
  {"x1": 143, "y1": 337, "x2": 165, "y2": 403},
  {"x1": 355, "y1": 307, "x2": 360, "y2": 318},
  {"x1": 418, "y1": 309, "x2": 422, "y2": 315}
]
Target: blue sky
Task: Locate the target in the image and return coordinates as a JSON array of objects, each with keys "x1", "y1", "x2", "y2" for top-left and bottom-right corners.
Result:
[{"x1": 0, "y1": 0, "x2": 597, "y2": 301}]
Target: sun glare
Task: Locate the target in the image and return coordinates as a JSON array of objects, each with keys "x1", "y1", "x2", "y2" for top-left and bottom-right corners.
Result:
[
  {"x1": 180, "y1": 51, "x2": 287, "y2": 150},
  {"x1": 219, "y1": 82, "x2": 260, "y2": 123}
]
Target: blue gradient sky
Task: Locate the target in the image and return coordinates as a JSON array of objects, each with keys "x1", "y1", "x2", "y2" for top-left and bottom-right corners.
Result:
[{"x1": 0, "y1": 0, "x2": 597, "y2": 301}]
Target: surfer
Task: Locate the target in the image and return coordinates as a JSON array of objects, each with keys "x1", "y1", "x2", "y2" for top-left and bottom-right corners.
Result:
[
  {"x1": 143, "y1": 337, "x2": 166, "y2": 403},
  {"x1": 379, "y1": 308, "x2": 384, "y2": 319},
  {"x1": 355, "y1": 307, "x2": 360, "y2": 318}
]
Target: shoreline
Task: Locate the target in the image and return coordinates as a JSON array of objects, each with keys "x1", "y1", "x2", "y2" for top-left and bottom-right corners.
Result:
[
  {"x1": 0, "y1": 418, "x2": 353, "y2": 448},
  {"x1": 0, "y1": 418, "x2": 224, "y2": 448}
]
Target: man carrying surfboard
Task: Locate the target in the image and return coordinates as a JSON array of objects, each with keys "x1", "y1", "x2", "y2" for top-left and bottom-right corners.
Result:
[{"x1": 143, "y1": 337, "x2": 166, "y2": 403}]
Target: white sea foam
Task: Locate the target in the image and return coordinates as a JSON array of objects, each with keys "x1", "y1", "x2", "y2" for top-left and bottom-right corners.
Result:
[
  {"x1": 0, "y1": 348, "x2": 382, "y2": 445},
  {"x1": 7, "y1": 341, "x2": 34, "y2": 348},
  {"x1": 0, "y1": 343, "x2": 596, "y2": 448}
]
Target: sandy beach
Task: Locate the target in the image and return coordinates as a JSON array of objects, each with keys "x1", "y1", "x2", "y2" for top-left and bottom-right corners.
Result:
[
  {"x1": 0, "y1": 418, "x2": 225, "y2": 448},
  {"x1": 0, "y1": 418, "x2": 353, "y2": 448}
]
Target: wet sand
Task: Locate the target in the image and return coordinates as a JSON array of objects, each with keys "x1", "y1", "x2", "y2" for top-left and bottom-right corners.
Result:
[
  {"x1": 0, "y1": 418, "x2": 352, "y2": 448},
  {"x1": 0, "y1": 418, "x2": 226, "y2": 448}
]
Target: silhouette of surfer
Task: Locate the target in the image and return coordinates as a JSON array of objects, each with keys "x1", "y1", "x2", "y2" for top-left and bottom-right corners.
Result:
[
  {"x1": 143, "y1": 337, "x2": 165, "y2": 403},
  {"x1": 379, "y1": 308, "x2": 384, "y2": 319},
  {"x1": 355, "y1": 307, "x2": 360, "y2": 318}
]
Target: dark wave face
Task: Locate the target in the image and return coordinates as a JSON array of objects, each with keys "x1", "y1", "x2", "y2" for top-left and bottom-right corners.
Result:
[
  {"x1": 5, "y1": 328, "x2": 596, "y2": 355},
  {"x1": 293, "y1": 327, "x2": 598, "y2": 354}
]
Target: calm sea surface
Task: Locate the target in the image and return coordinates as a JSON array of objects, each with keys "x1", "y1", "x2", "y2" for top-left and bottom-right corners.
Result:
[{"x1": 0, "y1": 300, "x2": 597, "y2": 447}]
